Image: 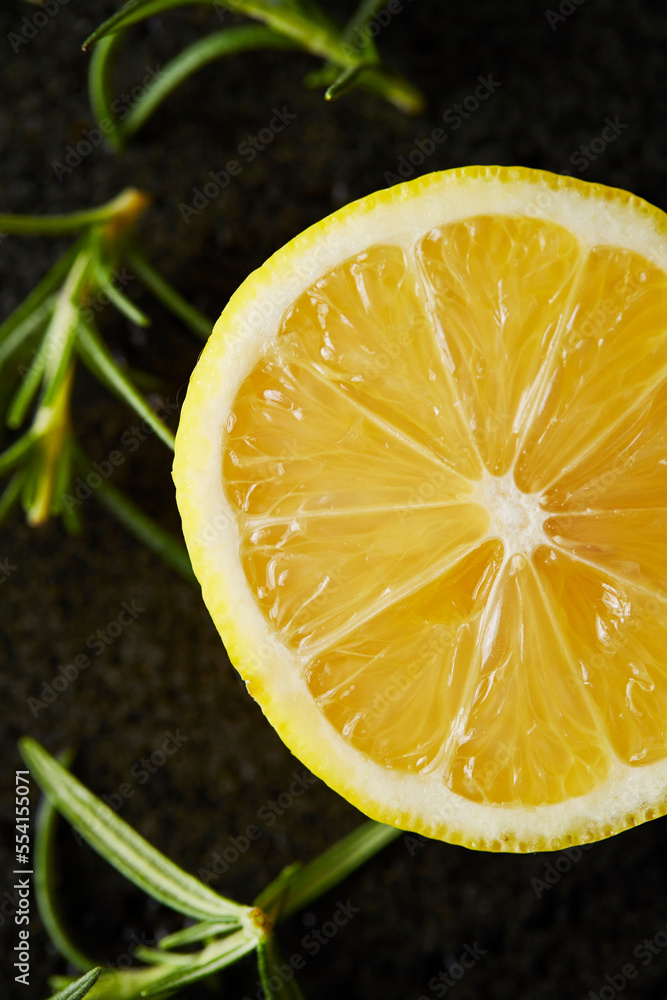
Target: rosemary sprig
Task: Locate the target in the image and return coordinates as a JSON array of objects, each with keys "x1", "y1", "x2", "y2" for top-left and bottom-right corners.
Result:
[
  {"x1": 0, "y1": 189, "x2": 212, "y2": 575},
  {"x1": 83, "y1": 0, "x2": 424, "y2": 151},
  {"x1": 22, "y1": 738, "x2": 402, "y2": 1000}
]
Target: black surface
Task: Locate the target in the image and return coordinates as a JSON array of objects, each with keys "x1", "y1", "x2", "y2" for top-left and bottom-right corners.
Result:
[{"x1": 2, "y1": 2, "x2": 667, "y2": 999}]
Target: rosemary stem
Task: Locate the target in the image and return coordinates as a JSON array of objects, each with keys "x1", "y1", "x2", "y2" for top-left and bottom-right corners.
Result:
[{"x1": 0, "y1": 188, "x2": 150, "y2": 237}]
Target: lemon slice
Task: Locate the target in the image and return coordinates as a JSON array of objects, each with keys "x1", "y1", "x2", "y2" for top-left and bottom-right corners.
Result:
[{"x1": 174, "y1": 166, "x2": 667, "y2": 852}]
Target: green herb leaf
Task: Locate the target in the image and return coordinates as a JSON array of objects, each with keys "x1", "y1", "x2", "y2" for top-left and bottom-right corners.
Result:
[
  {"x1": 88, "y1": 32, "x2": 127, "y2": 151},
  {"x1": 49, "y1": 430, "x2": 75, "y2": 517},
  {"x1": 139, "y1": 930, "x2": 259, "y2": 997},
  {"x1": 214, "y1": 0, "x2": 423, "y2": 114},
  {"x1": 325, "y1": 62, "x2": 365, "y2": 100},
  {"x1": 257, "y1": 934, "x2": 306, "y2": 999},
  {"x1": 39, "y1": 312, "x2": 79, "y2": 410},
  {"x1": 302, "y1": 64, "x2": 338, "y2": 88},
  {"x1": 73, "y1": 447, "x2": 196, "y2": 583},
  {"x1": 70, "y1": 965, "x2": 173, "y2": 1000},
  {"x1": 75, "y1": 319, "x2": 174, "y2": 450},
  {"x1": 125, "y1": 245, "x2": 212, "y2": 340},
  {"x1": 83, "y1": 0, "x2": 424, "y2": 113},
  {"x1": 0, "y1": 431, "x2": 35, "y2": 478},
  {"x1": 44, "y1": 967, "x2": 101, "y2": 1000},
  {"x1": 92, "y1": 261, "x2": 151, "y2": 327},
  {"x1": 0, "y1": 237, "x2": 83, "y2": 345},
  {"x1": 342, "y1": 0, "x2": 385, "y2": 59},
  {"x1": 0, "y1": 469, "x2": 26, "y2": 527},
  {"x1": 120, "y1": 25, "x2": 296, "y2": 144},
  {"x1": 40, "y1": 256, "x2": 90, "y2": 407},
  {"x1": 260, "y1": 820, "x2": 402, "y2": 922},
  {"x1": 6, "y1": 336, "x2": 50, "y2": 428},
  {"x1": 8, "y1": 251, "x2": 88, "y2": 428},
  {"x1": 0, "y1": 191, "x2": 146, "y2": 236},
  {"x1": 132, "y1": 945, "x2": 193, "y2": 966},
  {"x1": 26, "y1": 363, "x2": 76, "y2": 525},
  {"x1": 34, "y1": 751, "x2": 96, "y2": 972},
  {"x1": 83, "y1": 0, "x2": 205, "y2": 51},
  {"x1": 19, "y1": 738, "x2": 249, "y2": 923},
  {"x1": 56, "y1": 440, "x2": 84, "y2": 535},
  {"x1": 0, "y1": 295, "x2": 56, "y2": 372},
  {"x1": 315, "y1": 0, "x2": 381, "y2": 103},
  {"x1": 252, "y1": 862, "x2": 301, "y2": 922},
  {"x1": 158, "y1": 919, "x2": 238, "y2": 950}
]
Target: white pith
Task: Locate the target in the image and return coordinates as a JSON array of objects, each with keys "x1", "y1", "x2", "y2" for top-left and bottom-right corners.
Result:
[
  {"x1": 476, "y1": 469, "x2": 549, "y2": 556},
  {"x1": 174, "y1": 167, "x2": 667, "y2": 851}
]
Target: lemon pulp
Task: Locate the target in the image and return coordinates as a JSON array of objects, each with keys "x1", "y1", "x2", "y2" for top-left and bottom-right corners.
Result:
[
  {"x1": 175, "y1": 168, "x2": 667, "y2": 849},
  {"x1": 225, "y1": 215, "x2": 667, "y2": 809}
]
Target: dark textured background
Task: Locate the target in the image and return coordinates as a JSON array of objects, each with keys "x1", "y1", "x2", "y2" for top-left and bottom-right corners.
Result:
[{"x1": 2, "y1": 1, "x2": 667, "y2": 998}]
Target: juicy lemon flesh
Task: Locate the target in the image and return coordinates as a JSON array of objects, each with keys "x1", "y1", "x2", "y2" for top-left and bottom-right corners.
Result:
[{"x1": 223, "y1": 214, "x2": 667, "y2": 810}]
